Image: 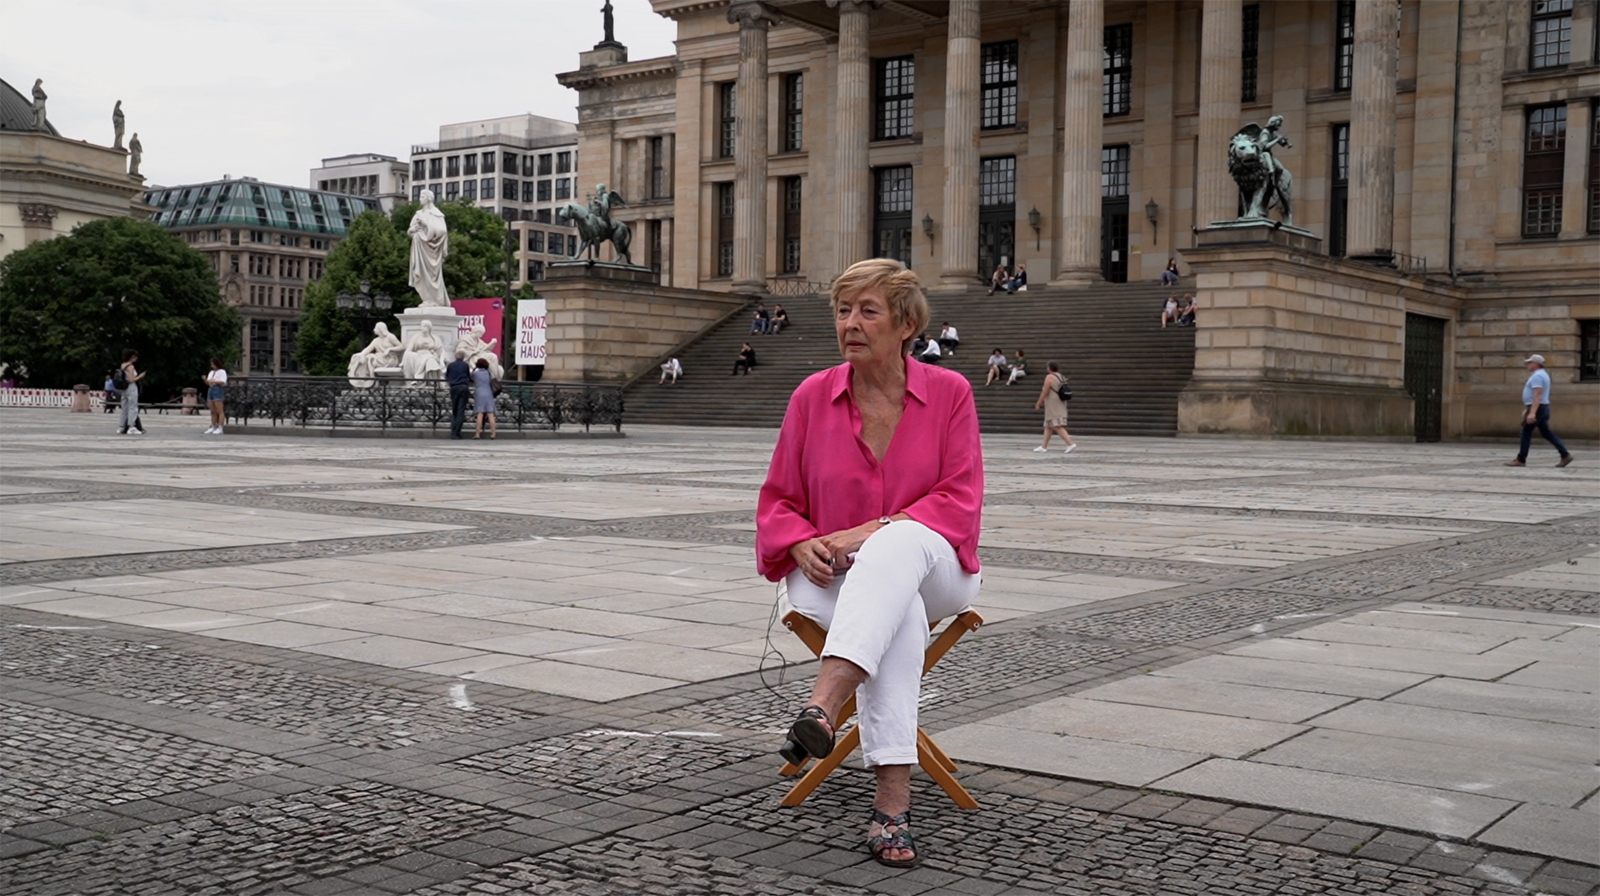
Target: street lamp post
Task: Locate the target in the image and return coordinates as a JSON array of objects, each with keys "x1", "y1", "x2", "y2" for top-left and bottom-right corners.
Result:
[{"x1": 335, "y1": 279, "x2": 394, "y2": 337}]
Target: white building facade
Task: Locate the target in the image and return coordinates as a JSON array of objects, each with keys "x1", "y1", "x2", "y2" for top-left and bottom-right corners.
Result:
[{"x1": 309, "y1": 153, "x2": 409, "y2": 212}]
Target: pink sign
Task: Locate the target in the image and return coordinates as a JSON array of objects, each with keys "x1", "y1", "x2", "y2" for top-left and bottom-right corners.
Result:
[{"x1": 451, "y1": 298, "x2": 505, "y2": 359}]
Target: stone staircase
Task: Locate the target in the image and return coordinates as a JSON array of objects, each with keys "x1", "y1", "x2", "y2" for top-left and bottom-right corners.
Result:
[{"x1": 623, "y1": 282, "x2": 1196, "y2": 436}]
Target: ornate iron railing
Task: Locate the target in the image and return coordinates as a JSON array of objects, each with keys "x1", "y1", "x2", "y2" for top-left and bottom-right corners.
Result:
[
  {"x1": 765, "y1": 277, "x2": 832, "y2": 298},
  {"x1": 225, "y1": 376, "x2": 623, "y2": 434}
]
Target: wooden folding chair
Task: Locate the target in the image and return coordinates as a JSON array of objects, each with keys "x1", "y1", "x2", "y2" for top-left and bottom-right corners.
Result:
[{"x1": 776, "y1": 608, "x2": 984, "y2": 809}]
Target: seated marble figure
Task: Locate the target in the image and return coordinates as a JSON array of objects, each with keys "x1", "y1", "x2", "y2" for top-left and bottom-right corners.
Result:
[
  {"x1": 347, "y1": 322, "x2": 403, "y2": 379},
  {"x1": 400, "y1": 320, "x2": 447, "y2": 380}
]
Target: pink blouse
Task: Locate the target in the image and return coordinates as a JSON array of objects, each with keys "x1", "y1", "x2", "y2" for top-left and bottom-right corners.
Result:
[{"x1": 756, "y1": 359, "x2": 984, "y2": 582}]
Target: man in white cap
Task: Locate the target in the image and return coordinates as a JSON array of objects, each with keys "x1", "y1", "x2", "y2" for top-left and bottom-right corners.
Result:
[{"x1": 1505, "y1": 354, "x2": 1573, "y2": 468}]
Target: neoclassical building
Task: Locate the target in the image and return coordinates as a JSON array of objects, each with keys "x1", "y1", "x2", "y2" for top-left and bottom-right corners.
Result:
[
  {"x1": 0, "y1": 77, "x2": 150, "y2": 264},
  {"x1": 560, "y1": 0, "x2": 1598, "y2": 440}
]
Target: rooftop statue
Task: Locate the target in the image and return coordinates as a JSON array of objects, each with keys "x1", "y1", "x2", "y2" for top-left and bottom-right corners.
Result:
[
  {"x1": 556, "y1": 183, "x2": 634, "y2": 264},
  {"x1": 127, "y1": 133, "x2": 143, "y2": 177},
  {"x1": 30, "y1": 79, "x2": 46, "y2": 130},
  {"x1": 602, "y1": 0, "x2": 616, "y2": 44},
  {"x1": 112, "y1": 100, "x2": 124, "y2": 150},
  {"x1": 407, "y1": 189, "x2": 450, "y2": 307},
  {"x1": 1228, "y1": 115, "x2": 1294, "y2": 226}
]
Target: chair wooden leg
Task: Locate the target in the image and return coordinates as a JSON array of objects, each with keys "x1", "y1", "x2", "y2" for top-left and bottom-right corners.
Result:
[
  {"x1": 917, "y1": 729, "x2": 958, "y2": 773},
  {"x1": 918, "y1": 738, "x2": 980, "y2": 810},
  {"x1": 781, "y1": 726, "x2": 862, "y2": 807}
]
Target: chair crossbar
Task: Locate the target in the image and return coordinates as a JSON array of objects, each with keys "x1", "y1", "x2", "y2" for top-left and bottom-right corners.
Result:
[{"x1": 776, "y1": 609, "x2": 982, "y2": 809}]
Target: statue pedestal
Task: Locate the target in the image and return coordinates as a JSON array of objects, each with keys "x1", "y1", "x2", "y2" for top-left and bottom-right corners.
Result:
[
  {"x1": 399, "y1": 306, "x2": 463, "y2": 364},
  {"x1": 547, "y1": 259, "x2": 659, "y2": 285},
  {"x1": 1196, "y1": 219, "x2": 1323, "y2": 254}
]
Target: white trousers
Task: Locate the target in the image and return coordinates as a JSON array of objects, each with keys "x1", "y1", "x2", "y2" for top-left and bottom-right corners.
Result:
[{"x1": 785, "y1": 520, "x2": 981, "y2": 767}]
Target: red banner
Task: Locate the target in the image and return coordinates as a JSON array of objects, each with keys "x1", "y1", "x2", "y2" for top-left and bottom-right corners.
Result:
[{"x1": 451, "y1": 298, "x2": 505, "y2": 360}]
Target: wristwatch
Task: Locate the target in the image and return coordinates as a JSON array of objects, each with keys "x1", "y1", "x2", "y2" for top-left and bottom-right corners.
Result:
[{"x1": 878, "y1": 516, "x2": 892, "y2": 526}]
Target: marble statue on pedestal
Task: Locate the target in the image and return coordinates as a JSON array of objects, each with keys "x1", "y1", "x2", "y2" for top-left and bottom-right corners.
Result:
[
  {"x1": 1228, "y1": 115, "x2": 1294, "y2": 226},
  {"x1": 347, "y1": 322, "x2": 403, "y2": 380},
  {"x1": 455, "y1": 323, "x2": 503, "y2": 380},
  {"x1": 400, "y1": 319, "x2": 446, "y2": 380},
  {"x1": 128, "y1": 133, "x2": 143, "y2": 178},
  {"x1": 112, "y1": 101, "x2": 125, "y2": 149},
  {"x1": 30, "y1": 79, "x2": 46, "y2": 130},
  {"x1": 407, "y1": 189, "x2": 450, "y2": 307}
]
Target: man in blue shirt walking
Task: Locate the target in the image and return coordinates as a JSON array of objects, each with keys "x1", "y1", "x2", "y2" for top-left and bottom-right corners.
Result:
[
  {"x1": 445, "y1": 350, "x2": 472, "y2": 440},
  {"x1": 1505, "y1": 354, "x2": 1573, "y2": 468}
]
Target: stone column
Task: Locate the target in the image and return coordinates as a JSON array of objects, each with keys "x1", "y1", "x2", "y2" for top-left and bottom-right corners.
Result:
[
  {"x1": 1559, "y1": 99, "x2": 1592, "y2": 239},
  {"x1": 939, "y1": 0, "x2": 981, "y2": 286},
  {"x1": 831, "y1": 0, "x2": 873, "y2": 272},
  {"x1": 1055, "y1": 0, "x2": 1103, "y2": 283},
  {"x1": 1347, "y1": 0, "x2": 1398, "y2": 260},
  {"x1": 1195, "y1": 0, "x2": 1242, "y2": 229},
  {"x1": 730, "y1": 2, "x2": 774, "y2": 291}
]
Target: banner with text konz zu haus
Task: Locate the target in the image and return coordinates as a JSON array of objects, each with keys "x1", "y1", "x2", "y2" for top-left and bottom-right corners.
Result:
[{"x1": 515, "y1": 299, "x2": 547, "y2": 367}]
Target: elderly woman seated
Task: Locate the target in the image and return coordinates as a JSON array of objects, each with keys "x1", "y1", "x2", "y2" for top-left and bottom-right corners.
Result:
[{"x1": 757, "y1": 258, "x2": 983, "y2": 869}]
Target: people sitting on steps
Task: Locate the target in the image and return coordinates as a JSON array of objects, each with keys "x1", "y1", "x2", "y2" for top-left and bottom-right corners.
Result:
[
  {"x1": 937, "y1": 322, "x2": 960, "y2": 356},
  {"x1": 1003, "y1": 264, "x2": 1028, "y2": 294},
  {"x1": 1177, "y1": 295, "x2": 1197, "y2": 328},
  {"x1": 1005, "y1": 348, "x2": 1029, "y2": 385},
  {"x1": 660, "y1": 357, "x2": 682, "y2": 384},
  {"x1": 1161, "y1": 257, "x2": 1181, "y2": 286},
  {"x1": 751, "y1": 302, "x2": 771, "y2": 335},
  {"x1": 985, "y1": 263, "x2": 1009, "y2": 296},
  {"x1": 918, "y1": 335, "x2": 942, "y2": 364},
  {"x1": 1161, "y1": 294, "x2": 1180, "y2": 328},
  {"x1": 732, "y1": 342, "x2": 758, "y2": 375},
  {"x1": 770, "y1": 304, "x2": 789, "y2": 335},
  {"x1": 984, "y1": 348, "x2": 1008, "y2": 387}
]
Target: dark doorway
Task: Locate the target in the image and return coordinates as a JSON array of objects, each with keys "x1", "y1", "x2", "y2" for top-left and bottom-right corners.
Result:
[
  {"x1": 1100, "y1": 145, "x2": 1130, "y2": 282},
  {"x1": 1101, "y1": 198, "x2": 1129, "y2": 283},
  {"x1": 873, "y1": 166, "x2": 913, "y2": 265},
  {"x1": 1404, "y1": 313, "x2": 1446, "y2": 443},
  {"x1": 978, "y1": 156, "x2": 1016, "y2": 276}
]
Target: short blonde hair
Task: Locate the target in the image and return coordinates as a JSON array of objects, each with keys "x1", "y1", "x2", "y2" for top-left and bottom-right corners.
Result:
[{"x1": 830, "y1": 258, "x2": 930, "y2": 348}]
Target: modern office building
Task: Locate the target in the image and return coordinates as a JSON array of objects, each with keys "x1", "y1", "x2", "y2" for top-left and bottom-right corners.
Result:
[
  {"x1": 409, "y1": 114, "x2": 582, "y2": 287},
  {"x1": 0, "y1": 76, "x2": 150, "y2": 263},
  {"x1": 143, "y1": 177, "x2": 381, "y2": 375},
  {"x1": 557, "y1": 0, "x2": 1600, "y2": 441},
  {"x1": 310, "y1": 153, "x2": 410, "y2": 212}
]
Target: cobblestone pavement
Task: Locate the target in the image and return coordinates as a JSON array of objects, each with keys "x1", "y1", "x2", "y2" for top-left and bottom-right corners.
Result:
[{"x1": 1, "y1": 409, "x2": 1597, "y2": 895}]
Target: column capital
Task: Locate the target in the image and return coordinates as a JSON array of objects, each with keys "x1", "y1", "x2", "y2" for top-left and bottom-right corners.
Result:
[{"x1": 728, "y1": 1, "x2": 777, "y2": 29}]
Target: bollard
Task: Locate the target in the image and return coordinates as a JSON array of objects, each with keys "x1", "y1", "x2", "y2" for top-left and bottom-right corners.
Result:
[
  {"x1": 182, "y1": 387, "x2": 199, "y2": 415},
  {"x1": 71, "y1": 384, "x2": 91, "y2": 413}
]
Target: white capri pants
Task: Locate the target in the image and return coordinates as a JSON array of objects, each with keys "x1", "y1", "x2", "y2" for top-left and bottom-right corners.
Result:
[{"x1": 785, "y1": 520, "x2": 980, "y2": 768}]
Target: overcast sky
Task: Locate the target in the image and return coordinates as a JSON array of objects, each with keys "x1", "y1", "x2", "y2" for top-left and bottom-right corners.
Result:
[{"x1": 4, "y1": 0, "x2": 678, "y2": 189}]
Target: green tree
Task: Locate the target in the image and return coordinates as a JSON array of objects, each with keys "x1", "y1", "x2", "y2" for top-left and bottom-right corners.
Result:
[
  {"x1": 0, "y1": 217, "x2": 240, "y2": 399},
  {"x1": 295, "y1": 210, "x2": 409, "y2": 375},
  {"x1": 297, "y1": 202, "x2": 511, "y2": 375}
]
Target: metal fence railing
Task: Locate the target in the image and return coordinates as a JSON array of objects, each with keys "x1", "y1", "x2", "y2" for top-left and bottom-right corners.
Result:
[
  {"x1": 226, "y1": 376, "x2": 623, "y2": 434},
  {"x1": 765, "y1": 277, "x2": 832, "y2": 298}
]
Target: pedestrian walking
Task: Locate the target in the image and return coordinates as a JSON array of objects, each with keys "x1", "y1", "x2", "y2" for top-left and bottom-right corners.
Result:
[
  {"x1": 1033, "y1": 361, "x2": 1076, "y2": 454},
  {"x1": 116, "y1": 349, "x2": 146, "y2": 435},
  {"x1": 471, "y1": 358, "x2": 498, "y2": 439},
  {"x1": 103, "y1": 371, "x2": 118, "y2": 413},
  {"x1": 202, "y1": 357, "x2": 227, "y2": 434},
  {"x1": 1505, "y1": 354, "x2": 1573, "y2": 467},
  {"x1": 445, "y1": 350, "x2": 472, "y2": 439}
]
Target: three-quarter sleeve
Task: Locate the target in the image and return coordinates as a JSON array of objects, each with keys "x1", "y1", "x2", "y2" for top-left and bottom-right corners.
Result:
[
  {"x1": 898, "y1": 379, "x2": 983, "y2": 573},
  {"x1": 756, "y1": 390, "x2": 820, "y2": 581}
]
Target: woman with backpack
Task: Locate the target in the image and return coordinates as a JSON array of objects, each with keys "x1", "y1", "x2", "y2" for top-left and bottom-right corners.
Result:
[
  {"x1": 116, "y1": 349, "x2": 146, "y2": 435},
  {"x1": 1032, "y1": 361, "x2": 1076, "y2": 454}
]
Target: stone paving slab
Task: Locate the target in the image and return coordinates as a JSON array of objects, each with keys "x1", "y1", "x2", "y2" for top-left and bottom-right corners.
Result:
[
  {"x1": 1086, "y1": 484, "x2": 1600, "y2": 522},
  {"x1": 947, "y1": 695, "x2": 1305, "y2": 758},
  {"x1": 1478, "y1": 803, "x2": 1600, "y2": 867},
  {"x1": 1152, "y1": 758, "x2": 1518, "y2": 839},
  {"x1": 927, "y1": 723, "x2": 1206, "y2": 786}
]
